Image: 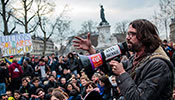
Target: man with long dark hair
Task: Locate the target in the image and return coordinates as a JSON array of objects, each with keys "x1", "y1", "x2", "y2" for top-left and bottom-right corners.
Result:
[{"x1": 73, "y1": 19, "x2": 174, "y2": 100}]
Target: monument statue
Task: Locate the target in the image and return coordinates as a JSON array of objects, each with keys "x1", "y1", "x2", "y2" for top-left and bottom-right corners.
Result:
[
  {"x1": 99, "y1": 5, "x2": 109, "y2": 26},
  {"x1": 171, "y1": 18, "x2": 175, "y2": 23}
]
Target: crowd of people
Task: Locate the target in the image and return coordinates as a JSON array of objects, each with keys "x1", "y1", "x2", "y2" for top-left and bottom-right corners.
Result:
[
  {"x1": 0, "y1": 50, "x2": 122, "y2": 100},
  {"x1": 0, "y1": 19, "x2": 175, "y2": 100}
]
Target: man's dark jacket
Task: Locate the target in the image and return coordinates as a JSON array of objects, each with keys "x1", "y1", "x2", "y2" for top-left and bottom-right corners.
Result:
[{"x1": 118, "y1": 46, "x2": 174, "y2": 100}]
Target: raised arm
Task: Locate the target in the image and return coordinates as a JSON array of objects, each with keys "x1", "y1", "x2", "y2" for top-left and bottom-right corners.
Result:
[{"x1": 73, "y1": 33, "x2": 96, "y2": 54}]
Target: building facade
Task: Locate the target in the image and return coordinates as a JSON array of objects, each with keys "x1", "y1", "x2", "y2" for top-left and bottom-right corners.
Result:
[{"x1": 31, "y1": 36, "x2": 56, "y2": 56}]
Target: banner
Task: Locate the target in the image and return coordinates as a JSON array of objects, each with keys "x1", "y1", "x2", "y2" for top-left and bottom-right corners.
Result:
[{"x1": 0, "y1": 34, "x2": 33, "y2": 56}]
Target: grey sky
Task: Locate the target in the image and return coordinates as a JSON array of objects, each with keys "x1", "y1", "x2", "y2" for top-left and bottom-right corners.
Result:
[
  {"x1": 6, "y1": 0, "x2": 161, "y2": 37},
  {"x1": 55, "y1": 0, "x2": 160, "y2": 34}
]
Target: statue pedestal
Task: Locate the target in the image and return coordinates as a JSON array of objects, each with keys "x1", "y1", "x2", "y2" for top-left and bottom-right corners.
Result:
[{"x1": 96, "y1": 24, "x2": 117, "y2": 50}]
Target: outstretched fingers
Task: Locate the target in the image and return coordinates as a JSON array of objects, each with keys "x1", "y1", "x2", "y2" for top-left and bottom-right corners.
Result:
[
  {"x1": 74, "y1": 36, "x2": 83, "y2": 41},
  {"x1": 73, "y1": 44, "x2": 80, "y2": 47},
  {"x1": 87, "y1": 33, "x2": 91, "y2": 41},
  {"x1": 73, "y1": 44, "x2": 81, "y2": 50},
  {"x1": 72, "y1": 40, "x2": 81, "y2": 43}
]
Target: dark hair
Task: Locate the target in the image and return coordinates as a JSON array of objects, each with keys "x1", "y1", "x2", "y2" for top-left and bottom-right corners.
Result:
[
  {"x1": 99, "y1": 76, "x2": 112, "y2": 93},
  {"x1": 49, "y1": 74, "x2": 55, "y2": 78},
  {"x1": 51, "y1": 53, "x2": 55, "y2": 56},
  {"x1": 0, "y1": 63, "x2": 6, "y2": 66},
  {"x1": 69, "y1": 89, "x2": 78, "y2": 96},
  {"x1": 163, "y1": 39, "x2": 168, "y2": 43},
  {"x1": 129, "y1": 19, "x2": 162, "y2": 53},
  {"x1": 54, "y1": 57, "x2": 58, "y2": 61},
  {"x1": 14, "y1": 90, "x2": 21, "y2": 94},
  {"x1": 85, "y1": 81, "x2": 97, "y2": 89},
  {"x1": 47, "y1": 88, "x2": 54, "y2": 93},
  {"x1": 66, "y1": 83, "x2": 73, "y2": 89},
  {"x1": 32, "y1": 77, "x2": 40, "y2": 82},
  {"x1": 67, "y1": 52, "x2": 74, "y2": 59},
  {"x1": 26, "y1": 53, "x2": 30, "y2": 57},
  {"x1": 79, "y1": 52, "x2": 83, "y2": 55},
  {"x1": 39, "y1": 59, "x2": 44, "y2": 62},
  {"x1": 22, "y1": 77, "x2": 28, "y2": 82},
  {"x1": 0, "y1": 93, "x2": 7, "y2": 99},
  {"x1": 36, "y1": 88, "x2": 44, "y2": 94}
]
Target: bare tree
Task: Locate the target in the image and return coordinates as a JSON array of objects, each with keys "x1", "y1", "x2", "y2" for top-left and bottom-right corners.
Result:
[
  {"x1": 52, "y1": 5, "x2": 73, "y2": 55},
  {"x1": 35, "y1": 0, "x2": 56, "y2": 56},
  {"x1": 79, "y1": 20, "x2": 98, "y2": 34},
  {"x1": 159, "y1": 0, "x2": 175, "y2": 17},
  {"x1": 114, "y1": 21, "x2": 129, "y2": 34},
  {"x1": 56, "y1": 18, "x2": 71, "y2": 47},
  {"x1": 36, "y1": 0, "x2": 70, "y2": 56},
  {"x1": 153, "y1": 0, "x2": 175, "y2": 40},
  {"x1": 152, "y1": 12, "x2": 164, "y2": 34},
  {"x1": 0, "y1": 0, "x2": 16, "y2": 35},
  {"x1": 58, "y1": 33, "x2": 74, "y2": 55},
  {"x1": 11, "y1": 0, "x2": 38, "y2": 33}
]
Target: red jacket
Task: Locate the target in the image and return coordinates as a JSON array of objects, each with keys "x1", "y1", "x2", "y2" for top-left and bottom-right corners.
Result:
[{"x1": 8, "y1": 62, "x2": 23, "y2": 79}]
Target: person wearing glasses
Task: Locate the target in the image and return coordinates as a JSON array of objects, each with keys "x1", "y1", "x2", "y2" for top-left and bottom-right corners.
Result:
[{"x1": 73, "y1": 19, "x2": 174, "y2": 100}]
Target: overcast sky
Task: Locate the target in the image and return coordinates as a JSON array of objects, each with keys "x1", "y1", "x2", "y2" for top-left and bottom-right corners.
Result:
[
  {"x1": 54, "y1": 0, "x2": 160, "y2": 34},
  {"x1": 8, "y1": 0, "x2": 163, "y2": 38}
]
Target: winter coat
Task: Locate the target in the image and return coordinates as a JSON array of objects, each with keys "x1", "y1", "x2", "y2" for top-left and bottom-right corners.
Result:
[
  {"x1": 19, "y1": 84, "x2": 33, "y2": 96},
  {"x1": 83, "y1": 90, "x2": 103, "y2": 100},
  {"x1": 22, "y1": 64, "x2": 34, "y2": 77},
  {"x1": 118, "y1": 46, "x2": 174, "y2": 100},
  {"x1": 0, "y1": 67, "x2": 9, "y2": 83}
]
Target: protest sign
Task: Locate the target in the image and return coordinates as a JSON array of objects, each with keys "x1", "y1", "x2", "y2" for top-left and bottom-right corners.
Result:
[{"x1": 0, "y1": 34, "x2": 33, "y2": 56}]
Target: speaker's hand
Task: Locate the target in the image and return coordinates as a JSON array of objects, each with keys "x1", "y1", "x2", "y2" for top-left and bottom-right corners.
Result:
[
  {"x1": 73, "y1": 33, "x2": 96, "y2": 54},
  {"x1": 109, "y1": 60, "x2": 126, "y2": 75}
]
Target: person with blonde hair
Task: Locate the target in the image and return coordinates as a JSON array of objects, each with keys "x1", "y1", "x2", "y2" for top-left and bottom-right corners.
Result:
[{"x1": 80, "y1": 75, "x2": 90, "y2": 98}]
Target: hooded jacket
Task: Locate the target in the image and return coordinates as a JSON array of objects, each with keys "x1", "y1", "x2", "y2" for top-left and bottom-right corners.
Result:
[{"x1": 9, "y1": 62, "x2": 23, "y2": 79}]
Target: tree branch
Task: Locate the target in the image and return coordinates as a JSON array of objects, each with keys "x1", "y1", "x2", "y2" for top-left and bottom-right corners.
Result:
[
  {"x1": 6, "y1": 11, "x2": 12, "y2": 22},
  {"x1": 28, "y1": 23, "x2": 38, "y2": 33},
  {"x1": 0, "y1": 12, "x2": 3, "y2": 16},
  {"x1": 27, "y1": 14, "x2": 35, "y2": 24},
  {"x1": 27, "y1": 0, "x2": 33, "y2": 11},
  {"x1": 46, "y1": 32, "x2": 53, "y2": 41},
  {"x1": 4, "y1": 0, "x2": 9, "y2": 5},
  {"x1": 38, "y1": 16, "x2": 46, "y2": 35},
  {"x1": 12, "y1": 15, "x2": 25, "y2": 26},
  {"x1": 9, "y1": 25, "x2": 16, "y2": 35},
  {"x1": 38, "y1": 37, "x2": 44, "y2": 41},
  {"x1": 46, "y1": 20, "x2": 58, "y2": 40}
]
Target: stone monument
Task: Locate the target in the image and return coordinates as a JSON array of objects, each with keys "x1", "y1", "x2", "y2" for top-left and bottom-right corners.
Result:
[{"x1": 96, "y1": 5, "x2": 117, "y2": 49}]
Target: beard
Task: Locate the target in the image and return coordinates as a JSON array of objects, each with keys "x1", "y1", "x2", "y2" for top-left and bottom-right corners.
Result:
[{"x1": 127, "y1": 40, "x2": 143, "y2": 52}]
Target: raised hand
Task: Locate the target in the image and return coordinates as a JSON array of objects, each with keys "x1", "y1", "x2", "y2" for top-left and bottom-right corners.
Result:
[{"x1": 73, "y1": 33, "x2": 96, "y2": 54}]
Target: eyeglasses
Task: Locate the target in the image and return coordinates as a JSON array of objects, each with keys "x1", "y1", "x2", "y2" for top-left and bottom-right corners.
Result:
[{"x1": 127, "y1": 32, "x2": 137, "y2": 37}]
